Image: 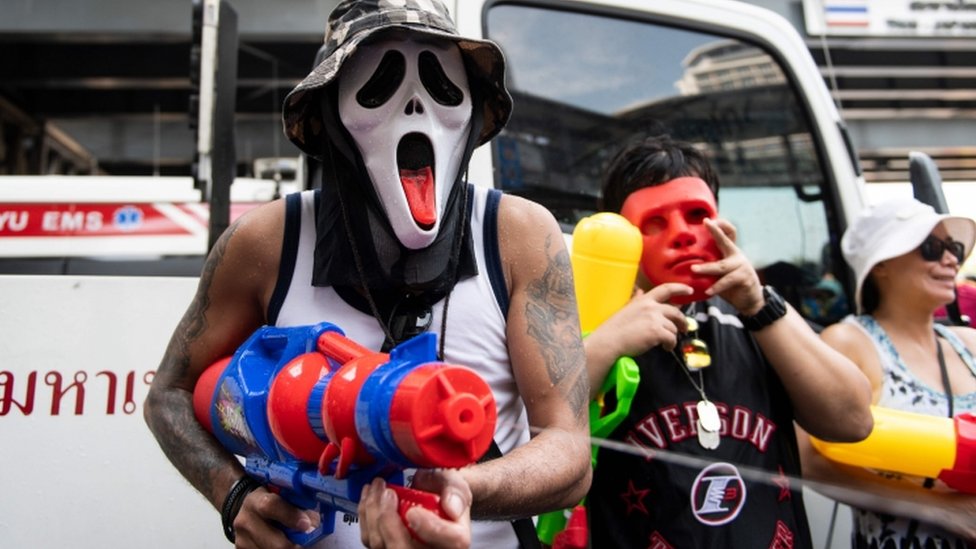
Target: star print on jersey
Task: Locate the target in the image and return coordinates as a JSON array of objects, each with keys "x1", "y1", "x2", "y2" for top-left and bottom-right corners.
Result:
[
  {"x1": 648, "y1": 531, "x2": 675, "y2": 549},
  {"x1": 768, "y1": 520, "x2": 795, "y2": 548},
  {"x1": 773, "y1": 466, "x2": 791, "y2": 502},
  {"x1": 620, "y1": 479, "x2": 651, "y2": 516}
]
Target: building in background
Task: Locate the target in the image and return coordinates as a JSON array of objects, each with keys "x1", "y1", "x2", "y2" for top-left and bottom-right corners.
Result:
[
  {"x1": 0, "y1": 0, "x2": 972, "y2": 183},
  {"x1": 768, "y1": 0, "x2": 976, "y2": 183}
]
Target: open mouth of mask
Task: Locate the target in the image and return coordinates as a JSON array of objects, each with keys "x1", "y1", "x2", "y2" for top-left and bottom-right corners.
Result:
[{"x1": 398, "y1": 133, "x2": 436, "y2": 229}]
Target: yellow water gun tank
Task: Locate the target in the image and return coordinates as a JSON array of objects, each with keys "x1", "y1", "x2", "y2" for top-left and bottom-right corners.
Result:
[
  {"x1": 812, "y1": 406, "x2": 976, "y2": 493},
  {"x1": 570, "y1": 212, "x2": 643, "y2": 334}
]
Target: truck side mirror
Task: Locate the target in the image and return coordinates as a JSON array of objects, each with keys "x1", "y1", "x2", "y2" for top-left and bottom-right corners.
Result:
[{"x1": 909, "y1": 151, "x2": 950, "y2": 214}]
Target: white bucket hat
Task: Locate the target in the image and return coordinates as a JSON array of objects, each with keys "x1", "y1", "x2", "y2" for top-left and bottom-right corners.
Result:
[{"x1": 842, "y1": 196, "x2": 976, "y2": 313}]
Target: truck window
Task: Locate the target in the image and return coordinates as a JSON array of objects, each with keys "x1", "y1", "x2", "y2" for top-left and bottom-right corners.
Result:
[{"x1": 487, "y1": 4, "x2": 848, "y2": 327}]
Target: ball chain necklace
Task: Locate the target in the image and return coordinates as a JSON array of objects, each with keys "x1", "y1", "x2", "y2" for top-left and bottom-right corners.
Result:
[{"x1": 670, "y1": 306, "x2": 720, "y2": 450}]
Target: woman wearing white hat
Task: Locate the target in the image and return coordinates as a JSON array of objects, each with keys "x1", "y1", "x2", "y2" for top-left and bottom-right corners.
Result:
[{"x1": 800, "y1": 196, "x2": 976, "y2": 547}]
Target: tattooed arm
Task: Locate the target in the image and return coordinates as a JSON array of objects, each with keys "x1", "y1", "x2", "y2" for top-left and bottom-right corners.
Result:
[
  {"x1": 144, "y1": 200, "x2": 315, "y2": 548},
  {"x1": 459, "y1": 194, "x2": 592, "y2": 520}
]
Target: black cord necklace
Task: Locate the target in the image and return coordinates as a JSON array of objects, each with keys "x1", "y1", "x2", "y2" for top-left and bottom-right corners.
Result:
[
  {"x1": 935, "y1": 331, "x2": 954, "y2": 418},
  {"x1": 333, "y1": 166, "x2": 468, "y2": 360},
  {"x1": 905, "y1": 330, "x2": 955, "y2": 540}
]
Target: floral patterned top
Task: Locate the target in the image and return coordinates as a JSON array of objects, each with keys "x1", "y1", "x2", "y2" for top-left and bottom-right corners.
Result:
[{"x1": 843, "y1": 315, "x2": 976, "y2": 549}]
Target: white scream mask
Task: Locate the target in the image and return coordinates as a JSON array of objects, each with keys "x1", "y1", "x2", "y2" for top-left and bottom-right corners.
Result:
[{"x1": 338, "y1": 34, "x2": 473, "y2": 250}]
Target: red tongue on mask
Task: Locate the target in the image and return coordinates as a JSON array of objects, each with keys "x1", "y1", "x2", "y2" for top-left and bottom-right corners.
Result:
[{"x1": 400, "y1": 166, "x2": 436, "y2": 229}]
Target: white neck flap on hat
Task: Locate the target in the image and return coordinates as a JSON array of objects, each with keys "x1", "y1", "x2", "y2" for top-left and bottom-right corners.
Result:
[{"x1": 338, "y1": 35, "x2": 473, "y2": 250}]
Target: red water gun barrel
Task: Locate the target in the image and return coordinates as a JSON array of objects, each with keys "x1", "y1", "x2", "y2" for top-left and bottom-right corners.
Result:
[{"x1": 314, "y1": 330, "x2": 497, "y2": 477}]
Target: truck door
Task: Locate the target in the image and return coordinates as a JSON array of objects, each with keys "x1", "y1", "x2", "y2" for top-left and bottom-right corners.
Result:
[{"x1": 477, "y1": 0, "x2": 866, "y2": 328}]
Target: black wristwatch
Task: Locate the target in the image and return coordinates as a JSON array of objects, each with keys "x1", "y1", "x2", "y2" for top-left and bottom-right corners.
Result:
[{"x1": 739, "y1": 285, "x2": 787, "y2": 331}]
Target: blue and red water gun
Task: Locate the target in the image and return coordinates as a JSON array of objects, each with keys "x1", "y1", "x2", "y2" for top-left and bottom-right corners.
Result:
[{"x1": 192, "y1": 322, "x2": 497, "y2": 545}]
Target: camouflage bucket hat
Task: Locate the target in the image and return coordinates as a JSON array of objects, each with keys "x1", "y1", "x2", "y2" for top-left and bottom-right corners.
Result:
[{"x1": 282, "y1": 0, "x2": 513, "y2": 159}]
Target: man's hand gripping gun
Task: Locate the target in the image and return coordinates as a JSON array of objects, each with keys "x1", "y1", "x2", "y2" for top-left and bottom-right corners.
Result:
[
  {"x1": 192, "y1": 322, "x2": 497, "y2": 545},
  {"x1": 537, "y1": 213, "x2": 643, "y2": 548},
  {"x1": 812, "y1": 406, "x2": 976, "y2": 493}
]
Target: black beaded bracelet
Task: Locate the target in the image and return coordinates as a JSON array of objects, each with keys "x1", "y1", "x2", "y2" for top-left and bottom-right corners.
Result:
[{"x1": 221, "y1": 476, "x2": 260, "y2": 543}]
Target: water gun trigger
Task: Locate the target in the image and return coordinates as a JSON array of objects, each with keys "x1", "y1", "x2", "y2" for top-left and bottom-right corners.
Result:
[
  {"x1": 275, "y1": 490, "x2": 334, "y2": 547},
  {"x1": 280, "y1": 520, "x2": 328, "y2": 547}
]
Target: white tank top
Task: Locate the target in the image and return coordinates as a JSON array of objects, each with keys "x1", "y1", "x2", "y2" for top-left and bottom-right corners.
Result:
[{"x1": 270, "y1": 185, "x2": 527, "y2": 549}]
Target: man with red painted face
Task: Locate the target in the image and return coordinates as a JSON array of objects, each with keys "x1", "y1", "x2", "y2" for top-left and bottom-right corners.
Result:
[
  {"x1": 144, "y1": 2, "x2": 591, "y2": 549},
  {"x1": 582, "y1": 135, "x2": 873, "y2": 548}
]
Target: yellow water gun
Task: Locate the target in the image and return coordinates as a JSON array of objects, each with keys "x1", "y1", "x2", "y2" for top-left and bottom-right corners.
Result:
[{"x1": 812, "y1": 406, "x2": 976, "y2": 492}]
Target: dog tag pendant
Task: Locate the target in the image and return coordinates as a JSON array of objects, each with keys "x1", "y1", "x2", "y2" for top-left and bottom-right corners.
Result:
[
  {"x1": 697, "y1": 400, "x2": 720, "y2": 432},
  {"x1": 697, "y1": 400, "x2": 721, "y2": 450},
  {"x1": 698, "y1": 424, "x2": 720, "y2": 450}
]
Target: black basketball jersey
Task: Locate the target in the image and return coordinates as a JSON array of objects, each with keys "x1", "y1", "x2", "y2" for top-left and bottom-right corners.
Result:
[{"x1": 588, "y1": 298, "x2": 812, "y2": 548}]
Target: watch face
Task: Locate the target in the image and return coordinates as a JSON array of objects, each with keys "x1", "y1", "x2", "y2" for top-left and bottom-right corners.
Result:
[{"x1": 765, "y1": 287, "x2": 787, "y2": 315}]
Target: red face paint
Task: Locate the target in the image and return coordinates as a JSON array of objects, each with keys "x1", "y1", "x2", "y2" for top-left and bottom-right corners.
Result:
[{"x1": 620, "y1": 177, "x2": 720, "y2": 304}]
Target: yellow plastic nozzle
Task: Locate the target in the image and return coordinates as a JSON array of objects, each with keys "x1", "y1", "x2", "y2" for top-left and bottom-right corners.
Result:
[{"x1": 570, "y1": 213, "x2": 642, "y2": 334}]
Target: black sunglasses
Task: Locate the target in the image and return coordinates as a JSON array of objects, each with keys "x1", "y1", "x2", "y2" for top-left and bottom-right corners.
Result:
[{"x1": 919, "y1": 235, "x2": 965, "y2": 263}]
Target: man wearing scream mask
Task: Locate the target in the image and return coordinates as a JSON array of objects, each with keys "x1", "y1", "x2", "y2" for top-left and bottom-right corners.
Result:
[
  {"x1": 144, "y1": 2, "x2": 591, "y2": 549},
  {"x1": 582, "y1": 136, "x2": 872, "y2": 548}
]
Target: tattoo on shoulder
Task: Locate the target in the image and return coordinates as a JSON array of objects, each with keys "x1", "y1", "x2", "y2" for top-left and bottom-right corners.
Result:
[
  {"x1": 525, "y1": 235, "x2": 588, "y2": 419},
  {"x1": 164, "y1": 223, "x2": 240, "y2": 378}
]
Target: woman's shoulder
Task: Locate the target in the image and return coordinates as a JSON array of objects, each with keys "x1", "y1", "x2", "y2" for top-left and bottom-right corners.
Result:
[
  {"x1": 821, "y1": 316, "x2": 871, "y2": 348},
  {"x1": 821, "y1": 316, "x2": 883, "y2": 386},
  {"x1": 945, "y1": 324, "x2": 976, "y2": 352}
]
